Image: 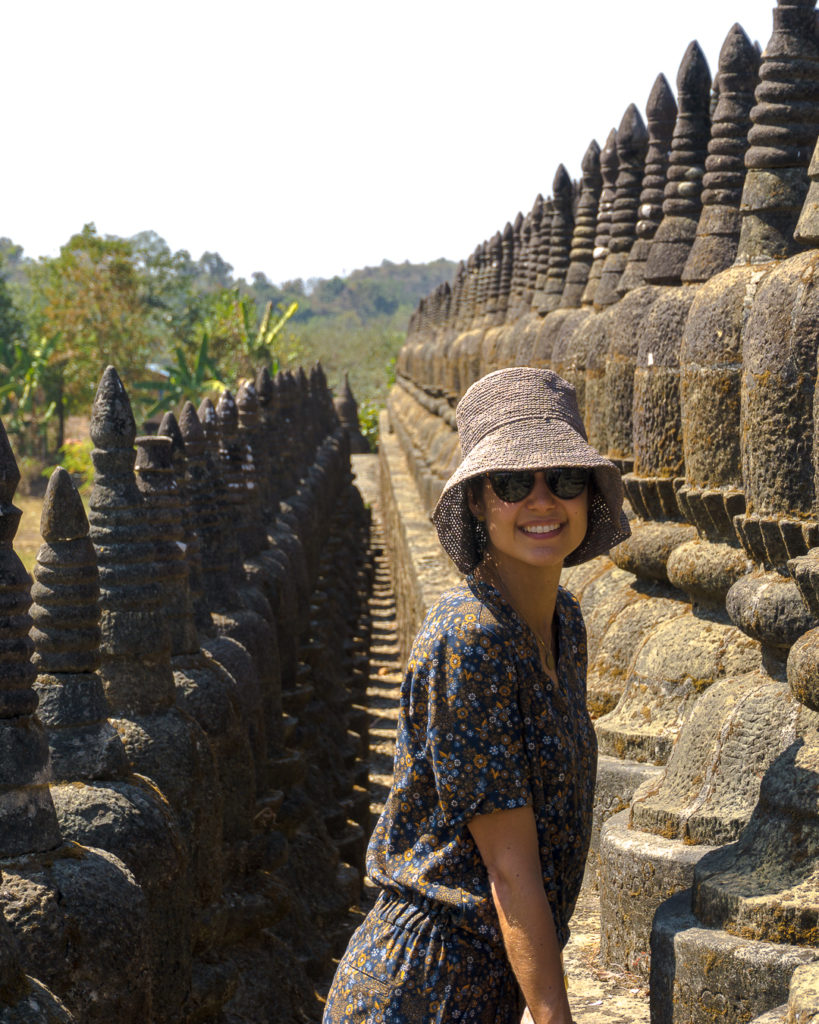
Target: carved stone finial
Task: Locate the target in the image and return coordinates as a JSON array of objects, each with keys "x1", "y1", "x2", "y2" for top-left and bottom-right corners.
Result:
[
  {"x1": 88, "y1": 366, "x2": 173, "y2": 714},
  {"x1": 484, "y1": 231, "x2": 503, "y2": 324},
  {"x1": 596, "y1": 104, "x2": 649, "y2": 306},
  {"x1": 90, "y1": 364, "x2": 137, "y2": 451},
  {"x1": 185, "y1": 399, "x2": 241, "y2": 610},
  {"x1": 581, "y1": 127, "x2": 618, "y2": 305},
  {"x1": 333, "y1": 374, "x2": 370, "y2": 454},
  {"x1": 683, "y1": 23, "x2": 760, "y2": 280},
  {"x1": 255, "y1": 365, "x2": 273, "y2": 407},
  {"x1": 497, "y1": 224, "x2": 515, "y2": 321},
  {"x1": 216, "y1": 388, "x2": 266, "y2": 558},
  {"x1": 506, "y1": 211, "x2": 532, "y2": 322},
  {"x1": 738, "y1": 0, "x2": 819, "y2": 259},
  {"x1": 134, "y1": 434, "x2": 198, "y2": 658},
  {"x1": 538, "y1": 165, "x2": 575, "y2": 313},
  {"x1": 526, "y1": 199, "x2": 545, "y2": 307},
  {"x1": 794, "y1": 130, "x2": 819, "y2": 244},
  {"x1": 530, "y1": 199, "x2": 553, "y2": 315},
  {"x1": 136, "y1": 427, "x2": 257, "y2": 843},
  {"x1": 31, "y1": 466, "x2": 128, "y2": 780},
  {"x1": 39, "y1": 464, "x2": 89, "y2": 543},
  {"x1": 473, "y1": 238, "x2": 491, "y2": 326},
  {"x1": 0, "y1": 416, "x2": 62, "y2": 855},
  {"x1": 619, "y1": 74, "x2": 678, "y2": 292},
  {"x1": 560, "y1": 140, "x2": 602, "y2": 307},
  {"x1": 644, "y1": 41, "x2": 713, "y2": 284}
]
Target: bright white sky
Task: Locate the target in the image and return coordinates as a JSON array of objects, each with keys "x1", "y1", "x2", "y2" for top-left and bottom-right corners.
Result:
[{"x1": 5, "y1": 0, "x2": 779, "y2": 285}]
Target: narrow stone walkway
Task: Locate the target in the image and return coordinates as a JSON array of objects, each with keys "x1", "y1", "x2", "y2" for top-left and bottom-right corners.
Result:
[{"x1": 331, "y1": 457, "x2": 650, "y2": 1022}]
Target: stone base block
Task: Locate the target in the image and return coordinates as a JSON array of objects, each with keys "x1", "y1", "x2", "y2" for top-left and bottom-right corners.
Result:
[
  {"x1": 747, "y1": 1008, "x2": 786, "y2": 1024},
  {"x1": 650, "y1": 890, "x2": 818, "y2": 1024},
  {"x1": 598, "y1": 810, "x2": 716, "y2": 978},
  {"x1": 592, "y1": 755, "x2": 663, "y2": 860}
]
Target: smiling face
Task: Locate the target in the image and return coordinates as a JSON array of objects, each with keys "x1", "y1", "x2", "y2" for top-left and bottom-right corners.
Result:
[{"x1": 468, "y1": 470, "x2": 589, "y2": 582}]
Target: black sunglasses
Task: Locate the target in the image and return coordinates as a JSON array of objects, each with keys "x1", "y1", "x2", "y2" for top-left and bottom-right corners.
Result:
[{"x1": 487, "y1": 467, "x2": 591, "y2": 503}]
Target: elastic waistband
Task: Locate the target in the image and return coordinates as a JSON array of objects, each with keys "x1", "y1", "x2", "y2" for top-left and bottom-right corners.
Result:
[
  {"x1": 374, "y1": 889, "x2": 568, "y2": 991},
  {"x1": 373, "y1": 888, "x2": 502, "y2": 957}
]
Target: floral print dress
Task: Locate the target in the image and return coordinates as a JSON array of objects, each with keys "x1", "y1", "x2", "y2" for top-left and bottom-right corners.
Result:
[{"x1": 323, "y1": 575, "x2": 596, "y2": 1024}]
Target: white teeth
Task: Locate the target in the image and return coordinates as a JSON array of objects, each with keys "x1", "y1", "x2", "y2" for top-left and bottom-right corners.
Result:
[{"x1": 522, "y1": 524, "x2": 560, "y2": 535}]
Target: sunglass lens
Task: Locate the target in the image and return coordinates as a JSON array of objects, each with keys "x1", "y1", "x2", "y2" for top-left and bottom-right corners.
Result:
[
  {"x1": 547, "y1": 467, "x2": 590, "y2": 499},
  {"x1": 488, "y1": 471, "x2": 535, "y2": 503}
]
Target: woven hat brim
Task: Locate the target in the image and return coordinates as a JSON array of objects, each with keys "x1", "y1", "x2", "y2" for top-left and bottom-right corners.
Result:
[{"x1": 431, "y1": 418, "x2": 630, "y2": 574}]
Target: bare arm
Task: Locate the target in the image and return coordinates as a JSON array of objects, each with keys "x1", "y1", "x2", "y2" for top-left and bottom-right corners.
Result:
[{"x1": 468, "y1": 804, "x2": 572, "y2": 1024}]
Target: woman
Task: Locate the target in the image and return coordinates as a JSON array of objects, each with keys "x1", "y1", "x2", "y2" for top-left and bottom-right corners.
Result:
[{"x1": 323, "y1": 367, "x2": 630, "y2": 1024}]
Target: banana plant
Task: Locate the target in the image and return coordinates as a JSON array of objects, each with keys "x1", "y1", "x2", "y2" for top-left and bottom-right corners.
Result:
[
  {"x1": 132, "y1": 329, "x2": 226, "y2": 417},
  {"x1": 236, "y1": 295, "x2": 298, "y2": 370},
  {"x1": 0, "y1": 333, "x2": 65, "y2": 453}
]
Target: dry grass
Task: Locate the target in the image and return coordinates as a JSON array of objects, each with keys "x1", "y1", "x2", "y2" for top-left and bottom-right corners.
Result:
[{"x1": 15, "y1": 493, "x2": 43, "y2": 575}]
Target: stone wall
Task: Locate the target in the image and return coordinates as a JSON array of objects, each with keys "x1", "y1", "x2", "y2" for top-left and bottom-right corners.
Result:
[
  {"x1": 385, "y1": 4, "x2": 819, "y2": 1021},
  {"x1": 0, "y1": 363, "x2": 372, "y2": 1023}
]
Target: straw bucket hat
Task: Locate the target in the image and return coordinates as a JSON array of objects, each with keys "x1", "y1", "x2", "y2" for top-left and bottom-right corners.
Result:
[{"x1": 431, "y1": 367, "x2": 630, "y2": 573}]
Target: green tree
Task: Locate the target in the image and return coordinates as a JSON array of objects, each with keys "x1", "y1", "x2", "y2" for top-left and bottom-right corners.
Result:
[
  {"x1": 132, "y1": 330, "x2": 225, "y2": 417},
  {"x1": 27, "y1": 223, "x2": 160, "y2": 420},
  {"x1": 0, "y1": 333, "x2": 66, "y2": 455},
  {"x1": 202, "y1": 289, "x2": 300, "y2": 380},
  {"x1": 196, "y1": 252, "x2": 235, "y2": 291},
  {"x1": 130, "y1": 230, "x2": 211, "y2": 353}
]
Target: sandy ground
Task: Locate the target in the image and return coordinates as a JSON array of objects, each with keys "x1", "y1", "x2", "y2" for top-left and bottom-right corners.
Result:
[{"x1": 342, "y1": 455, "x2": 650, "y2": 1022}]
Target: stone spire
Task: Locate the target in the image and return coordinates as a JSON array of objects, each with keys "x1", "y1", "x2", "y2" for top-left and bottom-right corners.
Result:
[
  {"x1": 236, "y1": 380, "x2": 271, "y2": 552},
  {"x1": 506, "y1": 211, "x2": 531, "y2": 322},
  {"x1": 252, "y1": 367, "x2": 278, "y2": 517},
  {"x1": 523, "y1": 197, "x2": 545, "y2": 311},
  {"x1": 462, "y1": 246, "x2": 481, "y2": 331},
  {"x1": 185, "y1": 398, "x2": 241, "y2": 609},
  {"x1": 217, "y1": 388, "x2": 265, "y2": 558},
  {"x1": 596, "y1": 103, "x2": 649, "y2": 306},
  {"x1": 683, "y1": 23, "x2": 760, "y2": 280},
  {"x1": 796, "y1": 128, "x2": 819, "y2": 239},
  {"x1": 474, "y1": 238, "x2": 491, "y2": 326},
  {"x1": 496, "y1": 223, "x2": 515, "y2": 325},
  {"x1": 32, "y1": 460, "x2": 194, "y2": 1023},
  {"x1": 530, "y1": 197, "x2": 553, "y2": 314},
  {"x1": 87, "y1": 366, "x2": 171, "y2": 712},
  {"x1": 538, "y1": 166, "x2": 575, "y2": 314},
  {"x1": 450, "y1": 260, "x2": 466, "y2": 335},
  {"x1": 30, "y1": 467, "x2": 127, "y2": 781},
  {"x1": 134, "y1": 432, "x2": 257, "y2": 844},
  {"x1": 619, "y1": 74, "x2": 678, "y2": 293},
  {"x1": 0, "y1": 418, "x2": 61, "y2": 856},
  {"x1": 581, "y1": 127, "x2": 618, "y2": 306},
  {"x1": 134, "y1": 435, "x2": 197, "y2": 658},
  {"x1": 158, "y1": 410, "x2": 212, "y2": 636},
  {"x1": 0, "y1": 413, "x2": 151, "y2": 1022},
  {"x1": 644, "y1": 41, "x2": 713, "y2": 283},
  {"x1": 738, "y1": 0, "x2": 819, "y2": 260},
  {"x1": 483, "y1": 232, "x2": 502, "y2": 328},
  {"x1": 449, "y1": 260, "x2": 466, "y2": 339},
  {"x1": 560, "y1": 140, "x2": 602, "y2": 307},
  {"x1": 333, "y1": 373, "x2": 370, "y2": 454},
  {"x1": 88, "y1": 367, "x2": 221, "y2": 906}
]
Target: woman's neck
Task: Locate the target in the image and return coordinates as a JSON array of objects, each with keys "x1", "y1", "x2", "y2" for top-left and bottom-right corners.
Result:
[{"x1": 475, "y1": 551, "x2": 561, "y2": 643}]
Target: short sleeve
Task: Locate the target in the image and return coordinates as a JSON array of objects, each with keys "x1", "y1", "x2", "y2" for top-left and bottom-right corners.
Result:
[{"x1": 423, "y1": 619, "x2": 531, "y2": 828}]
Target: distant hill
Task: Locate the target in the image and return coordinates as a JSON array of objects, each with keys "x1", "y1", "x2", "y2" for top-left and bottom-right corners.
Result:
[
  {"x1": 244, "y1": 257, "x2": 457, "y2": 325},
  {"x1": 245, "y1": 258, "x2": 457, "y2": 433},
  {"x1": 0, "y1": 227, "x2": 456, "y2": 450}
]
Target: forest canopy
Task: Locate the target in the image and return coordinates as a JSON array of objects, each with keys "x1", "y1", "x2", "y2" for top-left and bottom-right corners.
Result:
[{"x1": 0, "y1": 224, "x2": 454, "y2": 458}]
